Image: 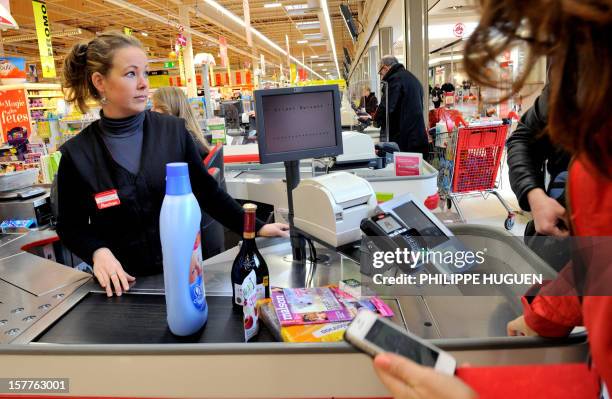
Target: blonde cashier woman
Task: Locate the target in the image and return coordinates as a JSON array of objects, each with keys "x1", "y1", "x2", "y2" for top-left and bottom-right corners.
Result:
[{"x1": 56, "y1": 32, "x2": 288, "y2": 297}]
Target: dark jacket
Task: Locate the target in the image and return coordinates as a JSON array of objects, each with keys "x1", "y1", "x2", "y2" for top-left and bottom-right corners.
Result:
[
  {"x1": 506, "y1": 85, "x2": 570, "y2": 211},
  {"x1": 56, "y1": 111, "x2": 258, "y2": 276},
  {"x1": 373, "y1": 63, "x2": 427, "y2": 152},
  {"x1": 359, "y1": 92, "x2": 378, "y2": 115}
]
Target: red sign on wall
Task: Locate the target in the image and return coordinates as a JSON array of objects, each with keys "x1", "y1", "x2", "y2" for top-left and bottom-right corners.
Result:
[
  {"x1": 453, "y1": 23, "x2": 466, "y2": 38},
  {"x1": 0, "y1": 88, "x2": 31, "y2": 143}
]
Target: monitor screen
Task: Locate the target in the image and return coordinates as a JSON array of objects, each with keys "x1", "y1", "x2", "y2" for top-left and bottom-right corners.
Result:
[
  {"x1": 255, "y1": 86, "x2": 343, "y2": 163},
  {"x1": 340, "y1": 4, "x2": 358, "y2": 41}
]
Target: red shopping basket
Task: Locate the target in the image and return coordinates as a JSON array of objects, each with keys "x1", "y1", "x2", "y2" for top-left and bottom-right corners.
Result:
[{"x1": 452, "y1": 125, "x2": 508, "y2": 193}]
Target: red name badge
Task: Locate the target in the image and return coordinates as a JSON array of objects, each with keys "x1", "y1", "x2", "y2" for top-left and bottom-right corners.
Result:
[{"x1": 94, "y1": 189, "x2": 121, "y2": 210}]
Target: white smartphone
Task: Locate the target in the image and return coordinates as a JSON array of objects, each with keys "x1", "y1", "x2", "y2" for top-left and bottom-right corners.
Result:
[{"x1": 344, "y1": 309, "x2": 456, "y2": 375}]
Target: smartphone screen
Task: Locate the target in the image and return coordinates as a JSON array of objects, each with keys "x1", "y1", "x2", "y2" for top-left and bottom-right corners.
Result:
[{"x1": 365, "y1": 319, "x2": 439, "y2": 367}]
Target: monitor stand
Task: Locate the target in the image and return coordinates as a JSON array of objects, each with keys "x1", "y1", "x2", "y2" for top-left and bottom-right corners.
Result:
[{"x1": 283, "y1": 160, "x2": 307, "y2": 262}]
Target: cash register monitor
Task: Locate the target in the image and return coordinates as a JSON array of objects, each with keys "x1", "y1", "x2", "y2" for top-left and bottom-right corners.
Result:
[{"x1": 255, "y1": 85, "x2": 343, "y2": 164}]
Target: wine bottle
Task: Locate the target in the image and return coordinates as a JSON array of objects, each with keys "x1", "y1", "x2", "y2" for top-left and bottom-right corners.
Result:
[{"x1": 231, "y1": 203, "x2": 270, "y2": 310}]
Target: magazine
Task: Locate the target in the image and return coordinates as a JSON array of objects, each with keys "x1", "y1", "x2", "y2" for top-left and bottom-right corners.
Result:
[
  {"x1": 271, "y1": 287, "x2": 353, "y2": 326},
  {"x1": 271, "y1": 286, "x2": 394, "y2": 327}
]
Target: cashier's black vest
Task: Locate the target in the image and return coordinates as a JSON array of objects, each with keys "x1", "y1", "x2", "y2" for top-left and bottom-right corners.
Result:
[{"x1": 61, "y1": 111, "x2": 191, "y2": 276}]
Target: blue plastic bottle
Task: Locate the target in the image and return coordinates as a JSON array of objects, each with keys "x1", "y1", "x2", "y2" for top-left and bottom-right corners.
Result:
[{"x1": 160, "y1": 162, "x2": 208, "y2": 336}]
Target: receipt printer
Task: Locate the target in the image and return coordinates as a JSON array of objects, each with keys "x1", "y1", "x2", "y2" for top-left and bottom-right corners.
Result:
[{"x1": 293, "y1": 172, "x2": 376, "y2": 247}]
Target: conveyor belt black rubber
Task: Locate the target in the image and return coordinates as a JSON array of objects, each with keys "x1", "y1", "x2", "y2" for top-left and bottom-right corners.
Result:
[{"x1": 34, "y1": 293, "x2": 275, "y2": 344}]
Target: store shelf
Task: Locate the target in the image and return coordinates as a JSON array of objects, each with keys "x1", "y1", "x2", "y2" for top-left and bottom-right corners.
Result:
[{"x1": 29, "y1": 107, "x2": 56, "y2": 110}]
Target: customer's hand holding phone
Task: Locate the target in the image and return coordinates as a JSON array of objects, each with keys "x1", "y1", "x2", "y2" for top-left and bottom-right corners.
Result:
[{"x1": 373, "y1": 352, "x2": 477, "y2": 399}]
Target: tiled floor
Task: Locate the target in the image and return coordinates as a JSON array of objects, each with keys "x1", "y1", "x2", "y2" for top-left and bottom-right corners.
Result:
[{"x1": 433, "y1": 163, "x2": 531, "y2": 237}]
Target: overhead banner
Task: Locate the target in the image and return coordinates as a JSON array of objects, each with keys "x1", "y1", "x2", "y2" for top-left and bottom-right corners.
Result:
[
  {"x1": 0, "y1": 1, "x2": 18, "y2": 29},
  {"x1": 31, "y1": 0, "x2": 56, "y2": 78},
  {"x1": 219, "y1": 36, "x2": 228, "y2": 68},
  {"x1": 260, "y1": 54, "x2": 265, "y2": 76},
  {"x1": 243, "y1": 0, "x2": 252, "y2": 47}
]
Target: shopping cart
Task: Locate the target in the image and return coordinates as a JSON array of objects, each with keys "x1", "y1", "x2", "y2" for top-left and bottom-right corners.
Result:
[{"x1": 431, "y1": 124, "x2": 517, "y2": 230}]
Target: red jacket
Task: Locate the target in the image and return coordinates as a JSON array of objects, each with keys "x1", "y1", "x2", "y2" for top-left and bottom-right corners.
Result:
[{"x1": 522, "y1": 158, "x2": 612, "y2": 389}]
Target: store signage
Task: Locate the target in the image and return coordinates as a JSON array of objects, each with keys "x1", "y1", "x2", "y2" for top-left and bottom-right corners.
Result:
[
  {"x1": 32, "y1": 1, "x2": 56, "y2": 78},
  {"x1": 178, "y1": 47, "x2": 186, "y2": 84},
  {"x1": 0, "y1": 1, "x2": 18, "y2": 29},
  {"x1": 123, "y1": 27, "x2": 133, "y2": 36},
  {"x1": 243, "y1": 0, "x2": 252, "y2": 47},
  {"x1": 260, "y1": 54, "x2": 265, "y2": 76},
  {"x1": 164, "y1": 61, "x2": 176, "y2": 68},
  {"x1": 0, "y1": 89, "x2": 31, "y2": 143},
  {"x1": 453, "y1": 23, "x2": 466, "y2": 38},
  {"x1": 0, "y1": 57, "x2": 27, "y2": 81},
  {"x1": 177, "y1": 33, "x2": 187, "y2": 47},
  {"x1": 290, "y1": 64, "x2": 297, "y2": 83},
  {"x1": 148, "y1": 70, "x2": 170, "y2": 88},
  {"x1": 219, "y1": 36, "x2": 228, "y2": 68}
]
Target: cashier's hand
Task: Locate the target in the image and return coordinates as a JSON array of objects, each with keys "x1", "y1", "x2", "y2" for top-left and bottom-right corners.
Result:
[
  {"x1": 92, "y1": 247, "x2": 135, "y2": 297},
  {"x1": 373, "y1": 353, "x2": 477, "y2": 399},
  {"x1": 507, "y1": 315, "x2": 539, "y2": 337},
  {"x1": 527, "y1": 188, "x2": 569, "y2": 237},
  {"x1": 258, "y1": 223, "x2": 290, "y2": 238}
]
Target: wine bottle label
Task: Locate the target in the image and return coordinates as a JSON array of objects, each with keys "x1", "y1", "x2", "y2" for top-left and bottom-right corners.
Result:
[
  {"x1": 234, "y1": 283, "x2": 244, "y2": 305},
  {"x1": 189, "y1": 232, "x2": 205, "y2": 311},
  {"x1": 255, "y1": 283, "x2": 265, "y2": 301}
]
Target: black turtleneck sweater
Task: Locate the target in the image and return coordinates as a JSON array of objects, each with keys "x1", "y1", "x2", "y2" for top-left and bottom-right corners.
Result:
[{"x1": 99, "y1": 111, "x2": 145, "y2": 175}]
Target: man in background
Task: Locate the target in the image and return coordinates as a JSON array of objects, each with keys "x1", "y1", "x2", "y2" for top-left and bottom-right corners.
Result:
[{"x1": 373, "y1": 55, "x2": 428, "y2": 154}]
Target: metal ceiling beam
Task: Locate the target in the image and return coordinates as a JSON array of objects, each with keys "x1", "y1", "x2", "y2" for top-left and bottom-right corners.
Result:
[{"x1": 101, "y1": 0, "x2": 263, "y2": 64}]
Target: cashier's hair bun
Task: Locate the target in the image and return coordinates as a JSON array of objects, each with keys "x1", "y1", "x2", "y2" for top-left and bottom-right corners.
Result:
[{"x1": 62, "y1": 31, "x2": 144, "y2": 113}]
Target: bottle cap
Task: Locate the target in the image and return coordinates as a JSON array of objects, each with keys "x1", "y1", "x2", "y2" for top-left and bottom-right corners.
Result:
[
  {"x1": 165, "y1": 162, "x2": 192, "y2": 195},
  {"x1": 243, "y1": 203, "x2": 257, "y2": 212}
]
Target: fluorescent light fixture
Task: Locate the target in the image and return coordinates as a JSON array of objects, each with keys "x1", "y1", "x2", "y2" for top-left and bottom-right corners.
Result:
[
  {"x1": 296, "y1": 21, "x2": 320, "y2": 30},
  {"x1": 317, "y1": 63, "x2": 324, "y2": 66},
  {"x1": 202, "y1": 0, "x2": 323, "y2": 79},
  {"x1": 322, "y1": 68, "x2": 327, "y2": 71},
  {"x1": 303, "y1": 33, "x2": 323, "y2": 40},
  {"x1": 140, "y1": 31, "x2": 148, "y2": 36},
  {"x1": 285, "y1": 3, "x2": 308, "y2": 10},
  {"x1": 297, "y1": 39, "x2": 308, "y2": 44},
  {"x1": 319, "y1": 0, "x2": 341, "y2": 78},
  {"x1": 263, "y1": 2, "x2": 282, "y2": 8},
  {"x1": 310, "y1": 55, "x2": 319, "y2": 59}
]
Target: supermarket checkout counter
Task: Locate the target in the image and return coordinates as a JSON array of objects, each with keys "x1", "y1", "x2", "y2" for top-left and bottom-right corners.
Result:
[
  {"x1": 0, "y1": 84, "x2": 588, "y2": 397},
  {"x1": 0, "y1": 224, "x2": 588, "y2": 397}
]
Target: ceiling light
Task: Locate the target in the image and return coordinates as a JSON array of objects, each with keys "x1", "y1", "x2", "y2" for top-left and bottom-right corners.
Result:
[
  {"x1": 140, "y1": 31, "x2": 148, "y2": 36},
  {"x1": 317, "y1": 63, "x2": 324, "y2": 66},
  {"x1": 322, "y1": 68, "x2": 327, "y2": 71},
  {"x1": 296, "y1": 21, "x2": 320, "y2": 30},
  {"x1": 285, "y1": 4, "x2": 308, "y2": 10},
  {"x1": 297, "y1": 40, "x2": 308, "y2": 44},
  {"x1": 264, "y1": 2, "x2": 282, "y2": 8},
  {"x1": 319, "y1": 0, "x2": 341, "y2": 78},
  {"x1": 303, "y1": 33, "x2": 322, "y2": 40},
  {"x1": 310, "y1": 55, "x2": 319, "y2": 59},
  {"x1": 200, "y1": 0, "x2": 323, "y2": 79}
]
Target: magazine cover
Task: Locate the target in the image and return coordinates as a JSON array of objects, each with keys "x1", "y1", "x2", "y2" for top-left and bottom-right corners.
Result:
[{"x1": 271, "y1": 287, "x2": 353, "y2": 326}]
